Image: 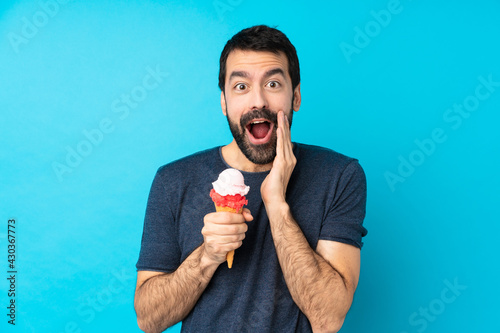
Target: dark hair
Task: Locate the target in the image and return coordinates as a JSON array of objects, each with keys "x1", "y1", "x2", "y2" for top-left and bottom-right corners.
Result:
[{"x1": 218, "y1": 25, "x2": 300, "y2": 92}]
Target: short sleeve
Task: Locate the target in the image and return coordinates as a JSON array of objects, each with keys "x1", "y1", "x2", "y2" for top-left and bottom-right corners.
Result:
[
  {"x1": 319, "y1": 160, "x2": 368, "y2": 248},
  {"x1": 136, "y1": 169, "x2": 181, "y2": 272}
]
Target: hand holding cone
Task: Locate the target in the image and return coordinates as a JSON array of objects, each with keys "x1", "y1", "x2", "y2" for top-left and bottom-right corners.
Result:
[
  {"x1": 213, "y1": 205, "x2": 243, "y2": 268},
  {"x1": 210, "y1": 168, "x2": 249, "y2": 269}
]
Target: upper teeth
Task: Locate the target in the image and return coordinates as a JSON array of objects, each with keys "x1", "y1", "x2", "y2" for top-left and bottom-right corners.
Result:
[{"x1": 251, "y1": 120, "x2": 265, "y2": 124}]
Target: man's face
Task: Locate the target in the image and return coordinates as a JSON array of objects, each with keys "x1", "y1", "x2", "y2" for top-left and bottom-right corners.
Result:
[{"x1": 221, "y1": 50, "x2": 301, "y2": 165}]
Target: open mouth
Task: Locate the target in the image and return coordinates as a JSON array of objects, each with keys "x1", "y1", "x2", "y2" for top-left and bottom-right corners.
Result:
[{"x1": 245, "y1": 119, "x2": 274, "y2": 145}]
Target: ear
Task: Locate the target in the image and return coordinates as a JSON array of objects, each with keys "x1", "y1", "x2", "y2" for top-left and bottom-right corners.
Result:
[
  {"x1": 292, "y1": 83, "x2": 301, "y2": 112},
  {"x1": 221, "y1": 91, "x2": 227, "y2": 116}
]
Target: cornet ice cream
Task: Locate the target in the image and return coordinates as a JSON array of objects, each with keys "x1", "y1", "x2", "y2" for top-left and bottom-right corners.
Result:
[{"x1": 209, "y1": 168, "x2": 249, "y2": 268}]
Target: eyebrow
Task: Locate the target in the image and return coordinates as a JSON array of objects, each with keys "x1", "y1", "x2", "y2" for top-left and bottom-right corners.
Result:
[
  {"x1": 229, "y1": 71, "x2": 249, "y2": 81},
  {"x1": 228, "y1": 68, "x2": 286, "y2": 82},
  {"x1": 264, "y1": 68, "x2": 285, "y2": 79}
]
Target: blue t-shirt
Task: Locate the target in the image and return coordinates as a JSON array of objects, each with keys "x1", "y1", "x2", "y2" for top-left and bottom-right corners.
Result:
[{"x1": 136, "y1": 143, "x2": 367, "y2": 332}]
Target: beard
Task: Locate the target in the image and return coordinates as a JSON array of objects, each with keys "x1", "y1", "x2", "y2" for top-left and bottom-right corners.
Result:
[{"x1": 226, "y1": 106, "x2": 293, "y2": 165}]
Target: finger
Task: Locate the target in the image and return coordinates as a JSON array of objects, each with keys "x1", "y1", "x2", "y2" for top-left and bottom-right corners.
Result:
[
  {"x1": 285, "y1": 114, "x2": 292, "y2": 146},
  {"x1": 208, "y1": 241, "x2": 243, "y2": 254},
  {"x1": 209, "y1": 212, "x2": 246, "y2": 224},
  {"x1": 276, "y1": 111, "x2": 284, "y2": 158},
  {"x1": 281, "y1": 114, "x2": 292, "y2": 161},
  {"x1": 203, "y1": 222, "x2": 248, "y2": 236},
  {"x1": 242, "y1": 209, "x2": 253, "y2": 221},
  {"x1": 216, "y1": 233, "x2": 246, "y2": 245},
  {"x1": 284, "y1": 114, "x2": 292, "y2": 142},
  {"x1": 283, "y1": 115, "x2": 290, "y2": 157},
  {"x1": 222, "y1": 241, "x2": 243, "y2": 251}
]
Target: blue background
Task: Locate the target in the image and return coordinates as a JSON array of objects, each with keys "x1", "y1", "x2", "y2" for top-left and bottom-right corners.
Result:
[{"x1": 1, "y1": 0, "x2": 499, "y2": 332}]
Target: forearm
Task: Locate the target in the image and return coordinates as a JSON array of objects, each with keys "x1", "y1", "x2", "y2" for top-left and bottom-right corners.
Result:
[
  {"x1": 266, "y1": 202, "x2": 353, "y2": 332},
  {"x1": 134, "y1": 244, "x2": 219, "y2": 333}
]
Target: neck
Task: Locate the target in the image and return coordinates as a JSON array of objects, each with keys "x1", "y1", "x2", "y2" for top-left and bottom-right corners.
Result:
[{"x1": 221, "y1": 140, "x2": 273, "y2": 172}]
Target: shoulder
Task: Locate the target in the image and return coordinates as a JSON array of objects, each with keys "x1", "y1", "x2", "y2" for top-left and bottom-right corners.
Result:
[
  {"x1": 293, "y1": 143, "x2": 366, "y2": 189},
  {"x1": 294, "y1": 143, "x2": 362, "y2": 173},
  {"x1": 155, "y1": 147, "x2": 220, "y2": 182}
]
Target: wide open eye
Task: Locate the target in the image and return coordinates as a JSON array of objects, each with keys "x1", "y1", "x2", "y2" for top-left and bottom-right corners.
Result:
[
  {"x1": 234, "y1": 83, "x2": 247, "y2": 91},
  {"x1": 266, "y1": 80, "x2": 281, "y2": 89}
]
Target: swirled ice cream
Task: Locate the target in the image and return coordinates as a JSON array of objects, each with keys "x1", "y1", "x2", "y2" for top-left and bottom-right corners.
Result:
[{"x1": 212, "y1": 168, "x2": 250, "y2": 196}]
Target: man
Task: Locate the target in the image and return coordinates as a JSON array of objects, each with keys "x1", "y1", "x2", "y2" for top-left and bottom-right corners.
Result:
[{"x1": 134, "y1": 25, "x2": 367, "y2": 333}]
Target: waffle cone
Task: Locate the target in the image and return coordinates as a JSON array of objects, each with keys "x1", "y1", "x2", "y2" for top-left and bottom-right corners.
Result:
[
  {"x1": 215, "y1": 205, "x2": 243, "y2": 214},
  {"x1": 215, "y1": 204, "x2": 243, "y2": 268}
]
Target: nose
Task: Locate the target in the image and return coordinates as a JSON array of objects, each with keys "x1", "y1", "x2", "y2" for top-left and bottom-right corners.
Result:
[{"x1": 250, "y1": 86, "x2": 268, "y2": 110}]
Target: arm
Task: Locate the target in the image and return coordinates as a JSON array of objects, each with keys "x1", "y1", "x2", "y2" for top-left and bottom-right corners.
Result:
[
  {"x1": 134, "y1": 210, "x2": 253, "y2": 333},
  {"x1": 261, "y1": 111, "x2": 361, "y2": 332},
  {"x1": 265, "y1": 202, "x2": 359, "y2": 332},
  {"x1": 134, "y1": 245, "x2": 218, "y2": 333}
]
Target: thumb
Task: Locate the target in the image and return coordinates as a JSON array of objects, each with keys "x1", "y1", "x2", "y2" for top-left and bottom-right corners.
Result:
[{"x1": 242, "y1": 208, "x2": 253, "y2": 222}]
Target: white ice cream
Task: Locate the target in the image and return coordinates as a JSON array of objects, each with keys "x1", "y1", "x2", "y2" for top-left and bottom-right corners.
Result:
[{"x1": 212, "y1": 168, "x2": 250, "y2": 196}]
